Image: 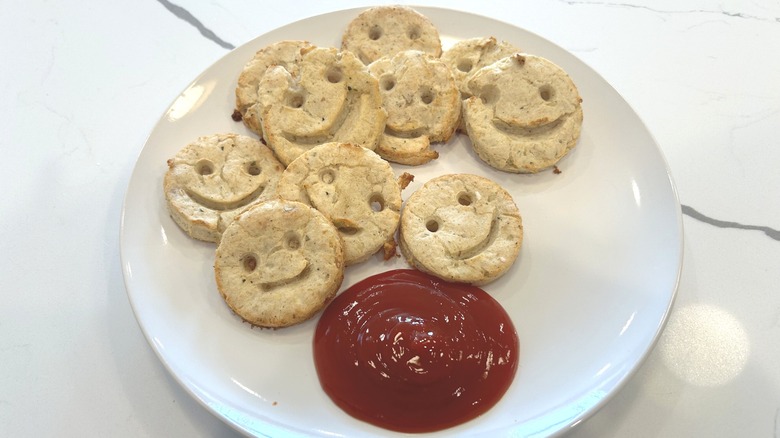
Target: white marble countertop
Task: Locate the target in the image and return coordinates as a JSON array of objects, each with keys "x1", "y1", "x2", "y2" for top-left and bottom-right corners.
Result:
[{"x1": 2, "y1": 1, "x2": 779, "y2": 436}]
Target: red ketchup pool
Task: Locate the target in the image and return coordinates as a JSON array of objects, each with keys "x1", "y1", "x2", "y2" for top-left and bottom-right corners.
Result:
[{"x1": 313, "y1": 269, "x2": 519, "y2": 433}]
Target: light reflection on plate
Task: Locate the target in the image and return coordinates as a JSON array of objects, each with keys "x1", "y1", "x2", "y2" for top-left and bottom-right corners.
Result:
[{"x1": 120, "y1": 6, "x2": 682, "y2": 437}]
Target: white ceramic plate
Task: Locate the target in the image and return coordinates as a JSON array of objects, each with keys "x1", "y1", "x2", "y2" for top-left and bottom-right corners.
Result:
[{"x1": 120, "y1": 6, "x2": 683, "y2": 437}]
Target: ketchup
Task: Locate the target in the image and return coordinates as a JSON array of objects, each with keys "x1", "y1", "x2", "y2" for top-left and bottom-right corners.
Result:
[{"x1": 313, "y1": 269, "x2": 519, "y2": 433}]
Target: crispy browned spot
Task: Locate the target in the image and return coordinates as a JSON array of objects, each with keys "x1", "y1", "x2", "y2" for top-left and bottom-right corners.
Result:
[
  {"x1": 383, "y1": 237, "x2": 398, "y2": 260},
  {"x1": 397, "y1": 172, "x2": 415, "y2": 190}
]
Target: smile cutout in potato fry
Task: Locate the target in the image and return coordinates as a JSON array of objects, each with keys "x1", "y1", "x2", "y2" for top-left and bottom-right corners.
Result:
[
  {"x1": 163, "y1": 133, "x2": 284, "y2": 243},
  {"x1": 368, "y1": 50, "x2": 461, "y2": 165},
  {"x1": 260, "y1": 46, "x2": 387, "y2": 166},
  {"x1": 214, "y1": 199, "x2": 345, "y2": 328},
  {"x1": 399, "y1": 173, "x2": 523, "y2": 285},
  {"x1": 463, "y1": 53, "x2": 583, "y2": 173}
]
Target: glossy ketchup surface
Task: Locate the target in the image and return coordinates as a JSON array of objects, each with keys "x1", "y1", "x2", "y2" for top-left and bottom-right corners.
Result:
[{"x1": 313, "y1": 269, "x2": 519, "y2": 433}]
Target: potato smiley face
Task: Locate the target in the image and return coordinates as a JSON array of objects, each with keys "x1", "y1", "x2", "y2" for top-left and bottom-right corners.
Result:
[
  {"x1": 260, "y1": 47, "x2": 387, "y2": 166},
  {"x1": 214, "y1": 199, "x2": 345, "y2": 328},
  {"x1": 368, "y1": 50, "x2": 460, "y2": 165},
  {"x1": 399, "y1": 173, "x2": 523, "y2": 285},
  {"x1": 463, "y1": 53, "x2": 583, "y2": 173},
  {"x1": 163, "y1": 133, "x2": 284, "y2": 243},
  {"x1": 341, "y1": 5, "x2": 442, "y2": 65},
  {"x1": 276, "y1": 142, "x2": 402, "y2": 266}
]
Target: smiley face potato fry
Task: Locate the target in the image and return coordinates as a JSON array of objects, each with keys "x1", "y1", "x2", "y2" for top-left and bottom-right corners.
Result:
[
  {"x1": 341, "y1": 5, "x2": 442, "y2": 65},
  {"x1": 367, "y1": 50, "x2": 461, "y2": 165},
  {"x1": 163, "y1": 133, "x2": 284, "y2": 243},
  {"x1": 214, "y1": 199, "x2": 345, "y2": 328},
  {"x1": 260, "y1": 46, "x2": 387, "y2": 166},
  {"x1": 463, "y1": 53, "x2": 583, "y2": 173},
  {"x1": 276, "y1": 142, "x2": 402, "y2": 266},
  {"x1": 399, "y1": 173, "x2": 523, "y2": 285}
]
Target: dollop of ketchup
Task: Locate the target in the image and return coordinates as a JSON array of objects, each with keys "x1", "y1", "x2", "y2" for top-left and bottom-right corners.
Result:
[{"x1": 313, "y1": 269, "x2": 519, "y2": 433}]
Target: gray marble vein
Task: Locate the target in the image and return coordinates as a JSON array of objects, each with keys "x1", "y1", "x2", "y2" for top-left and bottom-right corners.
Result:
[
  {"x1": 157, "y1": 0, "x2": 235, "y2": 50},
  {"x1": 682, "y1": 205, "x2": 780, "y2": 241}
]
